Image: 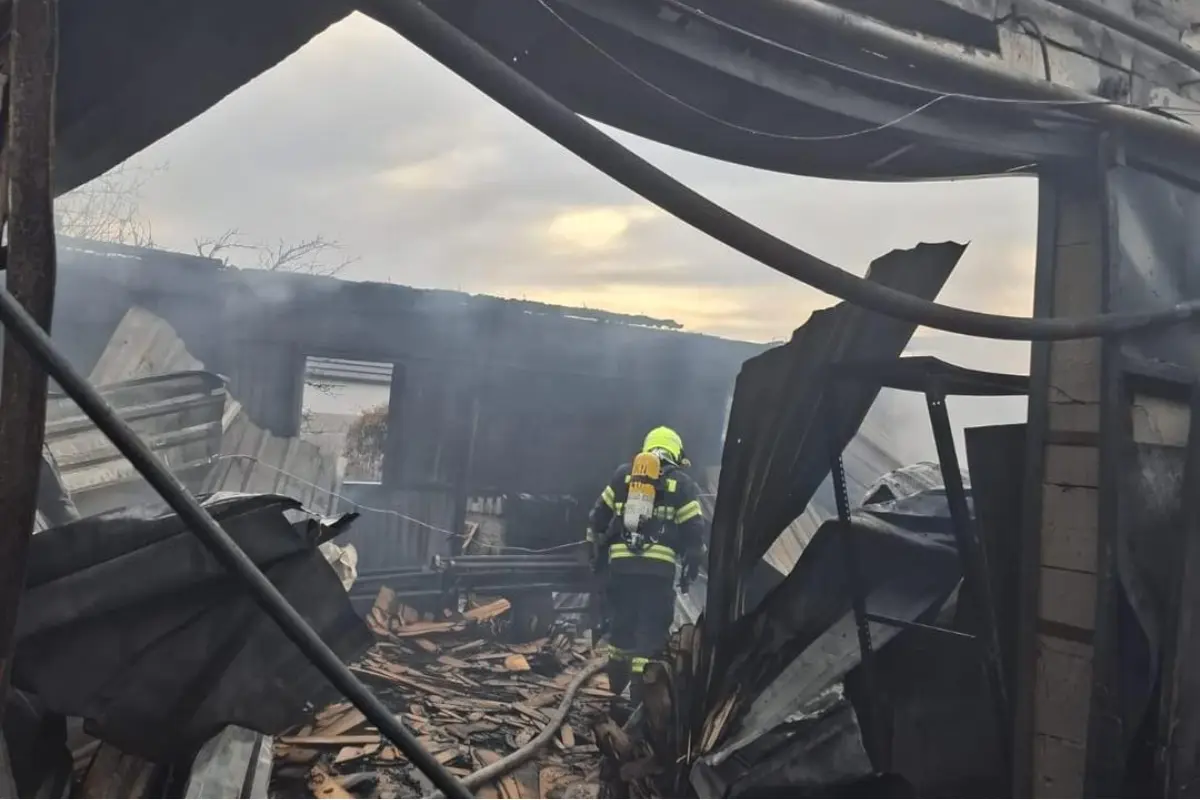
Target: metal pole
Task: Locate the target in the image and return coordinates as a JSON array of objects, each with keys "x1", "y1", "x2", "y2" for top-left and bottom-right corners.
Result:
[
  {"x1": 0, "y1": 286, "x2": 472, "y2": 798},
  {"x1": 924, "y1": 385, "x2": 1012, "y2": 781},
  {"x1": 0, "y1": 0, "x2": 58, "y2": 737},
  {"x1": 450, "y1": 384, "x2": 480, "y2": 557},
  {"x1": 831, "y1": 446, "x2": 883, "y2": 766}
]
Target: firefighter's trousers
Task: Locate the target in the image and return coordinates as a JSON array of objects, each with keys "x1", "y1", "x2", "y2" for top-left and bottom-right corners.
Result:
[{"x1": 605, "y1": 571, "x2": 676, "y2": 704}]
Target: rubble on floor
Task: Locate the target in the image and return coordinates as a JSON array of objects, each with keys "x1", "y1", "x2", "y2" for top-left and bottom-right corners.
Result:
[{"x1": 272, "y1": 588, "x2": 609, "y2": 799}]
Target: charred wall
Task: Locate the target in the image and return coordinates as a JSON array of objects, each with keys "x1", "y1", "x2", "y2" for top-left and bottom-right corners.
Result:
[{"x1": 52, "y1": 239, "x2": 758, "y2": 568}]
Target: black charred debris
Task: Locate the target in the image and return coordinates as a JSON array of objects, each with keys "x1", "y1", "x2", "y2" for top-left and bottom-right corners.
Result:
[
  {"x1": 592, "y1": 243, "x2": 1030, "y2": 798},
  {"x1": 7, "y1": 242, "x2": 1033, "y2": 799},
  {"x1": 6, "y1": 494, "x2": 368, "y2": 797},
  {"x1": 8, "y1": 492, "x2": 613, "y2": 799}
]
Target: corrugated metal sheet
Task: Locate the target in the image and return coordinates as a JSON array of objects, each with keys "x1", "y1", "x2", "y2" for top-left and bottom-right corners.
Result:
[
  {"x1": 755, "y1": 358, "x2": 1024, "y2": 576},
  {"x1": 761, "y1": 412, "x2": 904, "y2": 575},
  {"x1": 699, "y1": 411, "x2": 905, "y2": 580},
  {"x1": 306, "y1": 358, "x2": 393, "y2": 385},
  {"x1": 70, "y1": 305, "x2": 345, "y2": 520},
  {"x1": 89, "y1": 307, "x2": 204, "y2": 384},
  {"x1": 44, "y1": 371, "x2": 227, "y2": 515},
  {"x1": 700, "y1": 242, "x2": 965, "y2": 710},
  {"x1": 222, "y1": 342, "x2": 305, "y2": 436},
  {"x1": 202, "y1": 399, "x2": 343, "y2": 517},
  {"x1": 333, "y1": 482, "x2": 453, "y2": 571}
]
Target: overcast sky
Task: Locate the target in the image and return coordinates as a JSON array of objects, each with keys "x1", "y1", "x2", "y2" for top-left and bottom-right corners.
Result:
[{"x1": 93, "y1": 11, "x2": 1037, "y2": 378}]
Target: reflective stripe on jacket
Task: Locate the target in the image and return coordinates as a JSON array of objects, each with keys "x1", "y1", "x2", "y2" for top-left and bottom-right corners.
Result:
[{"x1": 586, "y1": 459, "x2": 706, "y2": 578}]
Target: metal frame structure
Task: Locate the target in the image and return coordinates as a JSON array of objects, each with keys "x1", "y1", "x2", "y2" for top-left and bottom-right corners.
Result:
[
  {"x1": 1091, "y1": 358, "x2": 1197, "y2": 794},
  {"x1": 827, "y1": 357, "x2": 1026, "y2": 787},
  {"x1": 349, "y1": 554, "x2": 591, "y2": 607},
  {"x1": 1157, "y1": 381, "x2": 1200, "y2": 795},
  {"x1": 1018, "y1": 148, "x2": 1200, "y2": 794}
]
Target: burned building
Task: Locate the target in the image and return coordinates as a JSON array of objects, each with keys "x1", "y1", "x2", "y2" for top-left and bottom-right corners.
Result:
[
  {"x1": 12, "y1": 0, "x2": 1200, "y2": 795},
  {"x1": 51, "y1": 236, "x2": 761, "y2": 569}
]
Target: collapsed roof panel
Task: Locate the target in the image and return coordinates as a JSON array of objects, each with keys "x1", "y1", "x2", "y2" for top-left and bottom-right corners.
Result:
[
  {"x1": 43, "y1": 370, "x2": 227, "y2": 516},
  {"x1": 761, "y1": 418, "x2": 906, "y2": 577},
  {"x1": 54, "y1": 305, "x2": 347, "y2": 519},
  {"x1": 205, "y1": 403, "x2": 344, "y2": 517},
  {"x1": 703, "y1": 466, "x2": 965, "y2": 766},
  {"x1": 673, "y1": 349, "x2": 1031, "y2": 795},
  {"x1": 87, "y1": 306, "x2": 205, "y2": 385},
  {"x1": 48, "y1": 0, "x2": 1108, "y2": 188},
  {"x1": 13, "y1": 494, "x2": 372, "y2": 761},
  {"x1": 685, "y1": 241, "x2": 964, "y2": 789},
  {"x1": 691, "y1": 417, "x2": 905, "y2": 595},
  {"x1": 703, "y1": 241, "x2": 964, "y2": 640},
  {"x1": 55, "y1": 0, "x2": 353, "y2": 193}
]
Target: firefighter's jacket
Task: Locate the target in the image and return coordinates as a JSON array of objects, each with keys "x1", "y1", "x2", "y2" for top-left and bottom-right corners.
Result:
[{"x1": 587, "y1": 460, "x2": 705, "y2": 580}]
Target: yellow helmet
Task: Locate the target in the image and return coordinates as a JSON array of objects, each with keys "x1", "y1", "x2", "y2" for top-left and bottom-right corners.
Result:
[{"x1": 643, "y1": 426, "x2": 684, "y2": 463}]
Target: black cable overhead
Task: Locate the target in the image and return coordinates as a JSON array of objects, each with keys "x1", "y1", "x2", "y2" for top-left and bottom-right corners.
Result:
[
  {"x1": 995, "y1": 11, "x2": 1054, "y2": 81},
  {"x1": 362, "y1": 0, "x2": 1200, "y2": 342}
]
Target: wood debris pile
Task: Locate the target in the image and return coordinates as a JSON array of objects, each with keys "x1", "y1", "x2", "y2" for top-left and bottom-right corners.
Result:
[
  {"x1": 590, "y1": 625, "x2": 700, "y2": 799},
  {"x1": 272, "y1": 588, "x2": 611, "y2": 798}
]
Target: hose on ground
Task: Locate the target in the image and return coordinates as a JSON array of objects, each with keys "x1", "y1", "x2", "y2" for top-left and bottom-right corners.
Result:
[
  {"x1": 365, "y1": 0, "x2": 1200, "y2": 342},
  {"x1": 434, "y1": 657, "x2": 608, "y2": 795}
]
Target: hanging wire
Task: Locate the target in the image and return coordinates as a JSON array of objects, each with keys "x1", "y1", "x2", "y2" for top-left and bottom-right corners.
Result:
[
  {"x1": 531, "y1": 0, "x2": 1131, "y2": 146},
  {"x1": 207, "y1": 454, "x2": 589, "y2": 554},
  {"x1": 587, "y1": 0, "x2": 1119, "y2": 105},
  {"x1": 534, "y1": 0, "x2": 955, "y2": 142}
]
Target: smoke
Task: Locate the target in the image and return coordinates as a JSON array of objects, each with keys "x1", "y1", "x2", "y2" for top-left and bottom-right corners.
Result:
[{"x1": 871, "y1": 332, "x2": 1029, "y2": 467}]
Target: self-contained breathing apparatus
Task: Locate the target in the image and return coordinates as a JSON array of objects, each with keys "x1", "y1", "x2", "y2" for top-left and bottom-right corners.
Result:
[
  {"x1": 622, "y1": 450, "x2": 665, "y2": 554},
  {"x1": 595, "y1": 448, "x2": 693, "y2": 591}
]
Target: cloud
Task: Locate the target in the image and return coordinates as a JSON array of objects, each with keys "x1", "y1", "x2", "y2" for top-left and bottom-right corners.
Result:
[
  {"x1": 97, "y1": 11, "x2": 1037, "y2": 353},
  {"x1": 376, "y1": 144, "x2": 505, "y2": 191},
  {"x1": 538, "y1": 205, "x2": 660, "y2": 254}
]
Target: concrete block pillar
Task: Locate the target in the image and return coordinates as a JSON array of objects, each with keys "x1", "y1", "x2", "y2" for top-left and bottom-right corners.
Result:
[{"x1": 1017, "y1": 170, "x2": 1106, "y2": 797}]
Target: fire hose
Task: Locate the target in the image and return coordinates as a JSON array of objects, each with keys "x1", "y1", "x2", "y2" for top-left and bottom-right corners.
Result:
[{"x1": 433, "y1": 657, "x2": 609, "y2": 796}]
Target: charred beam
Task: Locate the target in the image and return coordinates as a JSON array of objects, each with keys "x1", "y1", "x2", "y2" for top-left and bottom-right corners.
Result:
[{"x1": 0, "y1": 0, "x2": 58, "y2": 723}]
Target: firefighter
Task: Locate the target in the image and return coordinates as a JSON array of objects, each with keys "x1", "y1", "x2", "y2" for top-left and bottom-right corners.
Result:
[{"x1": 587, "y1": 426, "x2": 705, "y2": 706}]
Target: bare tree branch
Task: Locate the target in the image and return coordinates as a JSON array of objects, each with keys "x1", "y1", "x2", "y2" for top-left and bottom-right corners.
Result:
[
  {"x1": 55, "y1": 162, "x2": 167, "y2": 246},
  {"x1": 195, "y1": 230, "x2": 357, "y2": 277},
  {"x1": 59, "y1": 162, "x2": 359, "y2": 289},
  {"x1": 194, "y1": 228, "x2": 256, "y2": 262},
  {"x1": 344, "y1": 404, "x2": 388, "y2": 481},
  {"x1": 257, "y1": 235, "x2": 358, "y2": 276},
  {"x1": 57, "y1": 166, "x2": 358, "y2": 280}
]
